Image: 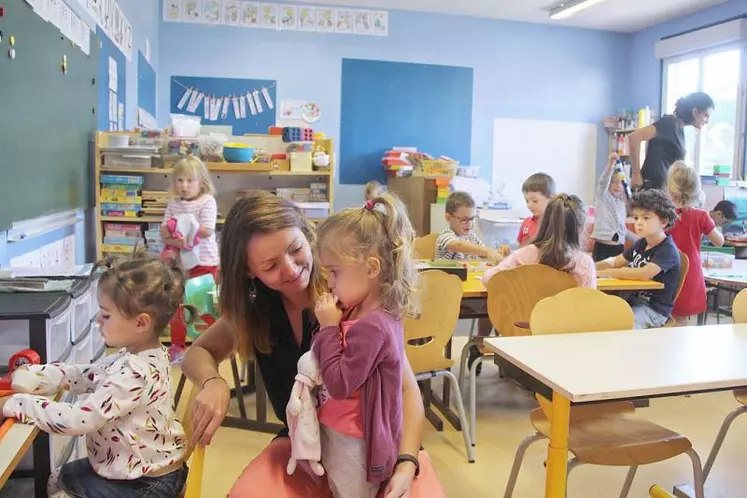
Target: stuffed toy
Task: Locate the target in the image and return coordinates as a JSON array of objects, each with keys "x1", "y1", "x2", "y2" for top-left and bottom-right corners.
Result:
[
  {"x1": 161, "y1": 214, "x2": 201, "y2": 270},
  {"x1": 286, "y1": 350, "x2": 325, "y2": 477}
]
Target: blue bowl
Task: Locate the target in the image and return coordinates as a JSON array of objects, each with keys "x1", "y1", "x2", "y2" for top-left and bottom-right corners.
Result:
[{"x1": 223, "y1": 145, "x2": 254, "y2": 163}]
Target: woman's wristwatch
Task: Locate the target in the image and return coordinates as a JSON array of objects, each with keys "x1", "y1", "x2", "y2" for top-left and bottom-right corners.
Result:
[{"x1": 395, "y1": 454, "x2": 420, "y2": 477}]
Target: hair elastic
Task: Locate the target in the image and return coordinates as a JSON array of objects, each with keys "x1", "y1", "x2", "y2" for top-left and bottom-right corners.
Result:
[{"x1": 364, "y1": 200, "x2": 375, "y2": 210}]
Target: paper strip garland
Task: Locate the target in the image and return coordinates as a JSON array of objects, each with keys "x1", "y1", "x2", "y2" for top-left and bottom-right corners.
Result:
[{"x1": 174, "y1": 79, "x2": 275, "y2": 120}]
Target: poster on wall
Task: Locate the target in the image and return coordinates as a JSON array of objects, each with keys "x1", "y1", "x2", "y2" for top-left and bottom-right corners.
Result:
[
  {"x1": 161, "y1": 0, "x2": 388, "y2": 36},
  {"x1": 241, "y1": 1, "x2": 259, "y2": 27},
  {"x1": 353, "y1": 10, "x2": 371, "y2": 35},
  {"x1": 279, "y1": 5, "x2": 297, "y2": 30},
  {"x1": 202, "y1": 0, "x2": 221, "y2": 23},
  {"x1": 298, "y1": 6, "x2": 316, "y2": 31},
  {"x1": 260, "y1": 3, "x2": 278, "y2": 29},
  {"x1": 335, "y1": 9, "x2": 352, "y2": 33},
  {"x1": 316, "y1": 7, "x2": 334, "y2": 32},
  {"x1": 223, "y1": 0, "x2": 240, "y2": 25},
  {"x1": 183, "y1": 0, "x2": 202, "y2": 23},
  {"x1": 371, "y1": 11, "x2": 388, "y2": 36},
  {"x1": 163, "y1": 1, "x2": 182, "y2": 22}
]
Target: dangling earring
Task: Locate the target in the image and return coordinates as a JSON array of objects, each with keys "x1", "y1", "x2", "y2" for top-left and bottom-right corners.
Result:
[{"x1": 248, "y1": 278, "x2": 258, "y2": 303}]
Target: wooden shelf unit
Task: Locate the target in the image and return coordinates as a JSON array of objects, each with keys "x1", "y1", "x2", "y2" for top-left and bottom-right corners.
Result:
[{"x1": 94, "y1": 131, "x2": 335, "y2": 259}]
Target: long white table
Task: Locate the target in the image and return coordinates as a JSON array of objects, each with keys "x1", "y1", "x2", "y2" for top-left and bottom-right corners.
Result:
[{"x1": 485, "y1": 324, "x2": 747, "y2": 498}]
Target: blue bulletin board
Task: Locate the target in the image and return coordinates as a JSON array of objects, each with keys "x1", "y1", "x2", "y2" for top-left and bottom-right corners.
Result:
[
  {"x1": 170, "y1": 76, "x2": 277, "y2": 135},
  {"x1": 339, "y1": 59, "x2": 474, "y2": 185}
]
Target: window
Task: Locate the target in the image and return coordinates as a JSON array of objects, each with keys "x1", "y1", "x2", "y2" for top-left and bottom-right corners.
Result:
[{"x1": 661, "y1": 45, "x2": 742, "y2": 177}]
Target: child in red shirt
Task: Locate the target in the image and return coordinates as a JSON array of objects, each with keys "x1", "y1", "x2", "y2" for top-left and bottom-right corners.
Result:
[
  {"x1": 667, "y1": 162, "x2": 724, "y2": 324},
  {"x1": 311, "y1": 192, "x2": 416, "y2": 497},
  {"x1": 518, "y1": 173, "x2": 556, "y2": 247}
]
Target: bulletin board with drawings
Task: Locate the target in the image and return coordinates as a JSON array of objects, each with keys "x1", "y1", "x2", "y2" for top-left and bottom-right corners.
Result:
[
  {"x1": 170, "y1": 75, "x2": 277, "y2": 135},
  {"x1": 0, "y1": 1, "x2": 99, "y2": 230}
]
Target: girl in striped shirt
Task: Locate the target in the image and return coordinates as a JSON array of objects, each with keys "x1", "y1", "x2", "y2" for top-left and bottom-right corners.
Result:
[{"x1": 160, "y1": 156, "x2": 219, "y2": 361}]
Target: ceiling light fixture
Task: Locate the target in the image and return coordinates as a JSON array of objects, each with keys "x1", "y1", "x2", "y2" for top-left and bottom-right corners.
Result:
[{"x1": 549, "y1": 0, "x2": 610, "y2": 20}]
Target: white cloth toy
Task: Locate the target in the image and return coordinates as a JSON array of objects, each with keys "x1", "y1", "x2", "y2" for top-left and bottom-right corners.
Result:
[{"x1": 286, "y1": 350, "x2": 325, "y2": 477}]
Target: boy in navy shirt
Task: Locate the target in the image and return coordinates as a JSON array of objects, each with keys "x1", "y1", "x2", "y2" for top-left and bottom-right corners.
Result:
[{"x1": 596, "y1": 190, "x2": 681, "y2": 328}]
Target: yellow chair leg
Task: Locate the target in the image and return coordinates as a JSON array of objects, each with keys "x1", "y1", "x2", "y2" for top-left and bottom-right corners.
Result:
[
  {"x1": 649, "y1": 485, "x2": 676, "y2": 497},
  {"x1": 544, "y1": 391, "x2": 571, "y2": 498},
  {"x1": 184, "y1": 445, "x2": 205, "y2": 498}
]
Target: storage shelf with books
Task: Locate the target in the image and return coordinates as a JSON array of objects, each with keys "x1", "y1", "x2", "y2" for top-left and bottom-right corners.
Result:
[{"x1": 94, "y1": 131, "x2": 335, "y2": 260}]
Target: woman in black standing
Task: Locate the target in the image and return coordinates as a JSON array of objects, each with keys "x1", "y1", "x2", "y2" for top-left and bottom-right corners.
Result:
[{"x1": 630, "y1": 92, "x2": 714, "y2": 190}]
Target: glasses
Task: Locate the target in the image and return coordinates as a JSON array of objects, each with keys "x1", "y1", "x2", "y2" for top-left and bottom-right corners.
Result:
[{"x1": 454, "y1": 216, "x2": 476, "y2": 224}]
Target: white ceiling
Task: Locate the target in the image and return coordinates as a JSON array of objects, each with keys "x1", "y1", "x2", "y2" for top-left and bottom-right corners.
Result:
[{"x1": 287, "y1": 0, "x2": 729, "y2": 32}]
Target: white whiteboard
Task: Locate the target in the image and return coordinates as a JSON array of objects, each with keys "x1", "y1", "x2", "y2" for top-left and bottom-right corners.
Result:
[{"x1": 492, "y1": 118, "x2": 597, "y2": 215}]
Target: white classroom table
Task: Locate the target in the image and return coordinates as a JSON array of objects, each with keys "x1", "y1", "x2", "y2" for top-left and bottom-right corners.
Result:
[
  {"x1": 485, "y1": 324, "x2": 747, "y2": 498},
  {"x1": 0, "y1": 421, "x2": 39, "y2": 488}
]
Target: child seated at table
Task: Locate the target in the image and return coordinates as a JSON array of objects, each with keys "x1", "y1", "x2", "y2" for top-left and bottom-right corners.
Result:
[
  {"x1": 435, "y1": 191, "x2": 503, "y2": 376},
  {"x1": 596, "y1": 190, "x2": 681, "y2": 329},
  {"x1": 711, "y1": 200, "x2": 738, "y2": 229},
  {"x1": 518, "y1": 173, "x2": 556, "y2": 247},
  {"x1": 591, "y1": 153, "x2": 629, "y2": 262},
  {"x1": 482, "y1": 193, "x2": 596, "y2": 288},
  {"x1": 0, "y1": 254, "x2": 188, "y2": 498}
]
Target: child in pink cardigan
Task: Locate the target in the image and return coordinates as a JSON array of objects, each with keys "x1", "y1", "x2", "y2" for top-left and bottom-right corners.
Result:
[
  {"x1": 483, "y1": 193, "x2": 597, "y2": 289},
  {"x1": 311, "y1": 193, "x2": 417, "y2": 498}
]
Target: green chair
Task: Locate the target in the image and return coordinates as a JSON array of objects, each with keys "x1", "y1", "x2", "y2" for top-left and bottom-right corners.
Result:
[
  {"x1": 184, "y1": 274, "x2": 218, "y2": 340},
  {"x1": 174, "y1": 274, "x2": 252, "y2": 419}
]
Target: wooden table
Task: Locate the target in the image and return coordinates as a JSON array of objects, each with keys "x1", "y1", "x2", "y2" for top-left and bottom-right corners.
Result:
[
  {"x1": 485, "y1": 324, "x2": 747, "y2": 498},
  {"x1": 0, "y1": 422, "x2": 38, "y2": 489},
  {"x1": 462, "y1": 274, "x2": 664, "y2": 298}
]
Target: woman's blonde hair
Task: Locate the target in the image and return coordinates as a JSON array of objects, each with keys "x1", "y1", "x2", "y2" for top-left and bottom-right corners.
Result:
[
  {"x1": 667, "y1": 161, "x2": 703, "y2": 208},
  {"x1": 532, "y1": 193, "x2": 586, "y2": 271},
  {"x1": 316, "y1": 193, "x2": 417, "y2": 318},
  {"x1": 92, "y1": 253, "x2": 193, "y2": 335},
  {"x1": 220, "y1": 191, "x2": 326, "y2": 358},
  {"x1": 171, "y1": 156, "x2": 216, "y2": 197}
]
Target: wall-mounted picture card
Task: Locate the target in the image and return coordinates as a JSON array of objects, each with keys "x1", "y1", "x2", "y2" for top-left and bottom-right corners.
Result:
[
  {"x1": 335, "y1": 9, "x2": 352, "y2": 33},
  {"x1": 354, "y1": 10, "x2": 371, "y2": 34},
  {"x1": 183, "y1": 0, "x2": 202, "y2": 23},
  {"x1": 298, "y1": 6, "x2": 316, "y2": 31},
  {"x1": 260, "y1": 3, "x2": 278, "y2": 29},
  {"x1": 223, "y1": 0, "x2": 240, "y2": 25},
  {"x1": 241, "y1": 1, "x2": 259, "y2": 27},
  {"x1": 371, "y1": 11, "x2": 388, "y2": 36},
  {"x1": 279, "y1": 5, "x2": 297, "y2": 30},
  {"x1": 202, "y1": 0, "x2": 221, "y2": 24},
  {"x1": 163, "y1": 1, "x2": 181, "y2": 22},
  {"x1": 316, "y1": 7, "x2": 334, "y2": 33}
]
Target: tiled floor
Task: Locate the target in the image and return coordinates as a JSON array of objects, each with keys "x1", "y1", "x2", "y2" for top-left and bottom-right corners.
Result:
[{"x1": 187, "y1": 336, "x2": 744, "y2": 498}]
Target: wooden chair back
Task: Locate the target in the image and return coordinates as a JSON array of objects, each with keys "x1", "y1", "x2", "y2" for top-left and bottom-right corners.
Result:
[
  {"x1": 175, "y1": 381, "x2": 205, "y2": 498},
  {"x1": 413, "y1": 233, "x2": 439, "y2": 260},
  {"x1": 732, "y1": 288, "x2": 747, "y2": 324},
  {"x1": 530, "y1": 287, "x2": 634, "y2": 335},
  {"x1": 485, "y1": 265, "x2": 577, "y2": 337},
  {"x1": 403, "y1": 270, "x2": 462, "y2": 374},
  {"x1": 672, "y1": 250, "x2": 689, "y2": 302}
]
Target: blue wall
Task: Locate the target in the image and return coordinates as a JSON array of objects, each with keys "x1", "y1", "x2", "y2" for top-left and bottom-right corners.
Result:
[
  {"x1": 119, "y1": 0, "x2": 160, "y2": 129},
  {"x1": 158, "y1": 8, "x2": 630, "y2": 209},
  {"x1": 629, "y1": 0, "x2": 747, "y2": 112}
]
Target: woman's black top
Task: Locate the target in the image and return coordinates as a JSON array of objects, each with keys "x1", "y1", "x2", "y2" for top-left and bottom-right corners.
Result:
[
  {"x1": 253, "y1": 291, "x2": 315, "y2": 437},
  {"x1": 641, "y1": 114, "x2": 685, "y2": 190}
]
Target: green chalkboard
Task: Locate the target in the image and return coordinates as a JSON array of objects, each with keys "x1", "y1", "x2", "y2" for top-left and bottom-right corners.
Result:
[{"x1": 0, "y1": 1, "x2": 99, "y2": 229}]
